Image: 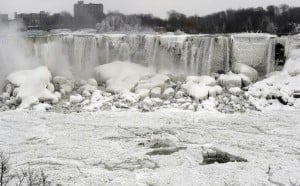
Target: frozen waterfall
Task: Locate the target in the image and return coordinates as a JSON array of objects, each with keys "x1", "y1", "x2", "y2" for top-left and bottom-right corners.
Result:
[{"x1": 1, "y1": 32, "x2": 298, "y2": 82}]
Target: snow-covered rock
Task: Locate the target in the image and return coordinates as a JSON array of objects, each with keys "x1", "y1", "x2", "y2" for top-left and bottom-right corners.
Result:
[
  {"x1": 162, "y1": 88, "x2": 175, "y2": 99},
  {"x1": 53, "y1": 76, "x2": 67, "y2": 85},
  {"x1": 218, "y1": 72, "x2": 242, "y2": 88},
  {"x1": 119, "y1": 91, "x2": 140, "y2": 105},
  {"x1": 214, "y1": 85, "x2": 223, "y2": 95},
  {"x1": 2, "y1": 92, "x2": 10, "y2": 100},
  {"x1": 232, "y1": 63, "x2": 258, "y2": 82},
  {"x1": 208, "y1": 86, "x2": 217, "y2": 97},
  {"x1": 87, "y1": 78, "x2": 98, "y2": 86},
  {"x1": 284, "y1": 58, "x2": 300, "y2": 77},
  {"x1": 94, "y1": 61, "x2": 154, "y2": 93},
  {"x1": 47, "y1": 83, "x2": 55, "y2": 93},
  {"x1": 135, "y1": 89, "x2": 150, "y2": 99},
  {"x1": 5, "y1": 83, "x2": 13, "y2": 96},
  {"x1": 201, "y1": 98, "x2": 217, "y2": 111},
  {"x1": 150, "y1": 87, "x2": 162, "y2": 98},
  {"x1": 187, "y1": 83, "x2": 209, "y2": 102},
  {"x1": 7, "y1": 66, "x2": 58, "y2": 108},
  {"x1": 186, "y1": 76, "x2": 217, "y2": 86},
  {"x1": 175, "y1": 90, "x2": 185, "y2": 99},
  {"x1": 239, "y1": 74, "x2": 252, "y2": 87},
  {"x1": 90, "y1": 90, "x2": 103, "y2": 103},
  {"x1": 139, "y1": 97, "x2": 153, "y2": 112},
  {"x1": 60, "y1": 83, "x2": 74, "y2": 94},
  {"x1": 53, "y1": 76, "x2": 74, "y2": 94},
  {"x1": 33, "y1": 103, "x2": 52, "y2": 112},
  {"x1": 229, "y1": 87, "x2": 242, "y2": 95},
  {"x1": 79, "y1": 84, "x2": 97, "y2": 96},
  {"x1": 70, "y1": 94, "x2": 83, "y2": 104},
  {"x1": 135, "y1": 74, "x2": 170, "y2": 91}
]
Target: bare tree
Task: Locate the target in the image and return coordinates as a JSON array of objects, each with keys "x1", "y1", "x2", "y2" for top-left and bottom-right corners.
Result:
[{"x1": 0, "y1": 152, "x2": 12, "y2": 186}]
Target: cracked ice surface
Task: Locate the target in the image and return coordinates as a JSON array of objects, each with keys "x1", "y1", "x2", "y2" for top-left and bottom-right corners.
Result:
[{"x1": 0, "y1": 110, "x2": 299, "y2": 185}]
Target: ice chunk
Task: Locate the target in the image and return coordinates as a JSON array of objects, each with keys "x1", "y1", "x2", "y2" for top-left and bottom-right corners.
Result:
[{"x1": 94, "y1": 61, "x2": 154, "y2": 93}]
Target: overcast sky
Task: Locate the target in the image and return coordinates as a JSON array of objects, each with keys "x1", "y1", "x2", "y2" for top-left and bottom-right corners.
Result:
[{"x1": 1, "y1": 0, "x2": 300, "y2": 19}]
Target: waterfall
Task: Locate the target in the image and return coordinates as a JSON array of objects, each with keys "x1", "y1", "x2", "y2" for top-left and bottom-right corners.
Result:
[{"x1": 0, "y1": 33, "x2": 283, "y2": 82}]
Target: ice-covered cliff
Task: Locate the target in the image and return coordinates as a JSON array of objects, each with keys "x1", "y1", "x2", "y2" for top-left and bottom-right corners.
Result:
[{"x1": 1, "y1": 32, "x2": 298, "y2": 82}]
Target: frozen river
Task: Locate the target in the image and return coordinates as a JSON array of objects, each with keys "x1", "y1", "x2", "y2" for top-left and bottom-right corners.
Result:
[{"x1": 0, "y1": 110, "x2": 300, "y2": 185}]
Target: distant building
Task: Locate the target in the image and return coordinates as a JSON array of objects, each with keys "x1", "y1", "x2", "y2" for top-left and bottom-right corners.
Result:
[
  {"x1": 0, "y1": 14, "x2": 9, "y2": 23},
  {"x1": 74, "y1": 1, "x2": 104, "y2": 28},
  {"x1": 15, "y1": 11, "x2": 49, "y2": 29}
]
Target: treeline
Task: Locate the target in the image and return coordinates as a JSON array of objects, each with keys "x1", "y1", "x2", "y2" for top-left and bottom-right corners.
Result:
[
  {"x1": 20, "y1": 4, "x2": 300, "y2": 34},
  {"x1": 132, "y1": 4, "x2": 300, "y2": 34}
]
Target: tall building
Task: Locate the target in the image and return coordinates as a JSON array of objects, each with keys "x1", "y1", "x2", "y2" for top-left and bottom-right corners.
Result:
[
  {"x1": 74, "y1": 1, "x2": 104, "y2": 28},
  {"x1": 0, "y1": 14, "x2": 8, "y2": 23}
]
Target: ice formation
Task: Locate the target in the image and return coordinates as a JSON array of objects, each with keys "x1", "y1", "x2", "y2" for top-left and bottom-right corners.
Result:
[
  {"x1": 6, "y1": 66, "x2": 59, "y2": 108},
  {"x1": 2, "y1": 31, "x2": 295, "y2": 83},
  {"x1": 0, "y1": 29, "x2": 300, "y2": 113}
]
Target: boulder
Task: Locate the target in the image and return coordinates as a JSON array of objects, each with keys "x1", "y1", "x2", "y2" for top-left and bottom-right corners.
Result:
[
  {"x1": 70, "y1": 94, "x2": 83, "y2": 104},
  {"x1": 187, "y1": 83, "x2": 209, "y2": 102},
  {"x1": 230, "y1": 95, "x2": 240, "y2": 103},
  {"x1": 136, "y1": 89, "x2": 150, "y2": 99},
  {"x1": 175, "y1": 91, "x2": 185, "y2": 99},
  {"x1": 232, "y1": 63, "x2": 258, "y2": 82},
  {"x1": 47, "y1": 83, "x2": 55, "y2": 93},
  {"x1": 239, "y1": 74, "x2": 252, "y2": 87},
  {"x1": 87, "y1": 78, "x2": 98, "y2": 87},
  {"x1": 229, "y1": 87, "x2": 242, "y2": 96},
  {"x1": 53, "y1": 76, "x2": 67, "y2": 85},
  {"x1": 214, "y1": 85, "x2": 223, "y2": 95},
  {"x1": 53, "y1": 76, "x2": 74, "y2": 94},
  {"x1": 60, "y1": 84, "x2": 74, "y2": 94},
  {"x1": 119, "y1": 91, "x2": 140, "y2": 105},
  {"x1": 218, "y1": 72, "x2": 242, "y2": 88},
  {"x1": 150, "y1": 87, "x2": 162, "y2": 98},
  {"x1": 208, "y1": 87, "x2": 217, "y2": 97},
  {"x1": 162, "y1": 88, "x2": 175, "y2": 99}
]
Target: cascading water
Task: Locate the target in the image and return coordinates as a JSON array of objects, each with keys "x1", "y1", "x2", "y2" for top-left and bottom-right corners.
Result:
[{"x1": 1, "y1": 31, "x2": 288, "y2": 88}]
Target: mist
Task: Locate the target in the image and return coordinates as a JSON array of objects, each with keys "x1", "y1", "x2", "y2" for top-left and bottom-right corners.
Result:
[{"x1": 0, "y1": 21, "x2": 73, "y2": 91}]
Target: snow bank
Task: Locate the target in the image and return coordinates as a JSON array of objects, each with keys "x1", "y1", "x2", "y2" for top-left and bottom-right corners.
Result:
[
  {"x1": 94, "y1": 61, "x2": 154, "y2": 93},
  {"x1": 7, "y1": 66, "x2": 58, "y2": 108},
  {"x1": 248, "y1": 49, "x2": 300, "y2": 109}
]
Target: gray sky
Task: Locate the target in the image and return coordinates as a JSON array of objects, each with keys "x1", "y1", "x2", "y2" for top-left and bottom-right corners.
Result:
[{"x1": 1, "y1": 0, "x2": 300, "y2": 19}]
